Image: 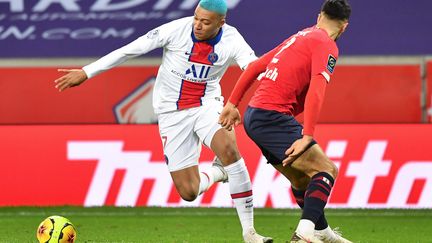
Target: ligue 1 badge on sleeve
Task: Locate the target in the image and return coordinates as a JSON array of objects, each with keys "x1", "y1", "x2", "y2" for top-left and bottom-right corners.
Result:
[
  {"x1": 327, "y1": 54, "x2": 337, "y2": 74},
  {"x1": 208, "y1": 53, "x2": 219, "y2": 63}
]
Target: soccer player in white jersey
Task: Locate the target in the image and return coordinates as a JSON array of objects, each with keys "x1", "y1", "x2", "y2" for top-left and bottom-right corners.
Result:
[{"x1": 54, "y1": 0, "x2": 272, "y2": 242}]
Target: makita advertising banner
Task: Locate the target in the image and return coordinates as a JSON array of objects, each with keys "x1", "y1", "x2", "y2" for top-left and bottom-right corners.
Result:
[
  {"x1": 1, "y1": 124, "x2": 431, "y2": 208},
  {"x1": 1, "y1": 0, "x2": 431, "y2": 57}
]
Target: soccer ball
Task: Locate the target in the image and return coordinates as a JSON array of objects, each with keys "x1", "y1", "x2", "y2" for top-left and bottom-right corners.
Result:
[{"x1": 36, "y1": 215, "x2": 77, "y2": 243}]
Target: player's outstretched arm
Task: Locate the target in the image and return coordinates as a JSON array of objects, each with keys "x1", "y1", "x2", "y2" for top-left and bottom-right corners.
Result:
[{"x1": 54, "y1": 69, "x2": 88, "y2": 92}]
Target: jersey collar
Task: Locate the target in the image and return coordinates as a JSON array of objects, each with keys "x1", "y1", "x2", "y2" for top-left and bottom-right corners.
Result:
[{"x1": 191, "y1": 28, "x2": 223, "y2": 46}]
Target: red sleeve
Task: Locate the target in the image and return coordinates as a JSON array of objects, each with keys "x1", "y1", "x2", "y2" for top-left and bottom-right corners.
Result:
[
  {"x1": 311, "y1": 41, "x2": 338, "y2": 82},
  {"x1": 303, "y1": 74, "x2": 327, "y2": 136},
  {"x1": 228, "y1": 46, "x2": 280, "y2": 106}
]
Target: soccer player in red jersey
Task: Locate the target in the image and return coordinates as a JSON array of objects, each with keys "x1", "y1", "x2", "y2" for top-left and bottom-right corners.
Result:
[{"x1": 219, "y1": 0, "x2": 352, "y2": 242}]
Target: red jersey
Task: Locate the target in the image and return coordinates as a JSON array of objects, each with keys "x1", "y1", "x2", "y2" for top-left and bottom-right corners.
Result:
[{"x1": 249, "y1": 26, "x2": 338, "y2": 116}]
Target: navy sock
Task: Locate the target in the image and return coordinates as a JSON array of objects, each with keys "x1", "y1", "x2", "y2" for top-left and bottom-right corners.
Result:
[
  {"x1": 291, "y1": 187, "x2": 329, "y2": 230},
  {"x1": 301, "y1": 172, "x2": 334, "y2": 224}
]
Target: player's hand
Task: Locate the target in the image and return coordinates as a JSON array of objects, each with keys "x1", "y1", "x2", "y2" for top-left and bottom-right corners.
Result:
[
  {"x1": 282, "y1": 135, "x2": 313, "y2": 166},
  {"x1": 218, "y1": 102, "x2": 241, "y2": 131},
  {"x1": 54, "y1": 69, "x2": 88, "y2": 92}
]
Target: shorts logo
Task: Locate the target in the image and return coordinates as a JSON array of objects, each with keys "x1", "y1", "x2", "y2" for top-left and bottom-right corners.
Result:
[
  {"x1": 208, "y1": 53, "x2": 219, "y2": 63},
  {"x1": 327, "y1": 54, "x2": 337, "y2": 74}
]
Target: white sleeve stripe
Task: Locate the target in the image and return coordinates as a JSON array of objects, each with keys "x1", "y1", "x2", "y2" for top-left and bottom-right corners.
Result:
[{"x1": 321, "y1": 71, "x2": 331, "y2": 83}]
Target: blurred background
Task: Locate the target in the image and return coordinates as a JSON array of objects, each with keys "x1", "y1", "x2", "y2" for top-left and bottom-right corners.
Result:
[{"x1": 1, "y1": 0, "x2": 431, "y2": 209}]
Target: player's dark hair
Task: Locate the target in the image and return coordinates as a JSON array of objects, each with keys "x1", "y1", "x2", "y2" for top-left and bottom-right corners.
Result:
[{"x1": 321, "y1": 0, "x2": 351, "y2": 21}]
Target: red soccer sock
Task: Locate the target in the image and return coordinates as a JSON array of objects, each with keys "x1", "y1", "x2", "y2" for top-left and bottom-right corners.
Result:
[
  {"x1": 301, "y1": 172, "x2": 334, "y2": 223},
  {"x1": 292, "y1": 187, "x2": 329, "y2": 230}
]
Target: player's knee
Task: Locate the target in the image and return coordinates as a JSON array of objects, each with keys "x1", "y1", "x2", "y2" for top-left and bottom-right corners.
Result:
[
  {"x1": 328, "y1": 161, "x2": 339, "y2": 179},
  {"x1": 304, "y1": 158, "x2": 338, "y2": 180},
  {"x1": 180, "y1": 194, "x2": 197, "y2": 202},
  {"x1": 178, "y1": 189, "x2": 198, "y2": 202},
  {"x1": 216, "y1": 142, "x2": 241, "y2": 164},
  {"x1": 321, "y1": 160, "x2": 338, "y2": 179},
  {"x1": 175, "y1": 182, "x2": 199, "y2": 202}
]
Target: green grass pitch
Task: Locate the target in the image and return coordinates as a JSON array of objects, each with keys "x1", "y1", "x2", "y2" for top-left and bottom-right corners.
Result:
[{"x1": 0, "y1": 207, "x2": 431, "y2": 242}]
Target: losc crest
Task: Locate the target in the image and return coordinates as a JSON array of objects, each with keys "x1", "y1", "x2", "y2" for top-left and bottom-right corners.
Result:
[{"x1": 114, "y1": 77, "x2": 158, "y2": 124}]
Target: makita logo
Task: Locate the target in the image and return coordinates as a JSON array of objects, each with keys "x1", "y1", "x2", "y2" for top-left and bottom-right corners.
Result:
[
  {"x1": 1, "y1": 0, "x2": 243, "y2": 13},
  {"x1": 68, "y1": 141, "x2": 167, "y2": 207},
  {"x1": 67, "y1": 141, "x2": 234, "y2": 207},
  {"x1": 67, "y1": 140, "x2": 432, "y2": 208}
]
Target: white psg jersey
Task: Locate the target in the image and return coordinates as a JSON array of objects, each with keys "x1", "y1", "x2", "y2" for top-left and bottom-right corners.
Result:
[{"x1": 83, "y1": 17, "x2": 256, "y2": 114}]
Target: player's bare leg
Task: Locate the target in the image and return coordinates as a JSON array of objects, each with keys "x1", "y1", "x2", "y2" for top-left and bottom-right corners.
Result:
[
  {"x1": 289, "y1": 144, "x2": 338, "y2": 179},
  {"x1": 211, "y1": 128, "x2": 273, "y2": 243},
  {"x1": 170, "y1": 162, "x2": 229, "y2": 202},
  {"x1": 281, "y1": 144, "x2": 351, "y2": 242},
  {"x1": 273, "y1": 163, "x2": 351, "y2": 243},
  {"x1": 170, "y1": 166, "x2": 201, "y2": 201},
  {"x1": 290, "y1": 144, "x2": 337, "y2": 241}
]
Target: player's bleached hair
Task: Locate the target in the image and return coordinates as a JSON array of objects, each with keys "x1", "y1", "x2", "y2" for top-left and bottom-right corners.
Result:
[
  {"x1": 321, "y1": 0, "x2": 351, "y2": 21},
  {"x1": 199, "y1": 0, "x2": 228, "y2": 16}
]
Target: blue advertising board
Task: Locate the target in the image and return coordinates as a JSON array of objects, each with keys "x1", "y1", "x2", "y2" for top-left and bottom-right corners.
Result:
[{"x1": 0, "y1": 0, "x2": 431, "y2": 57}]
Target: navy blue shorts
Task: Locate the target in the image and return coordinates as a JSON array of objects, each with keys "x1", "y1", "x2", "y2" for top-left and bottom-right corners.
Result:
[{"x1": 243, "y1": 106, "x2": 316, "y2": 165}]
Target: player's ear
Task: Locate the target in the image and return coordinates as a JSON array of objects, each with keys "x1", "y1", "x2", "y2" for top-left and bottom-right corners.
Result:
[
  {"x1": 219, "y1": 16, "x2": 226, "y2": 27},
  {"x1": 341, "y1": 22, "x2": 348, "y2": 33},
  {"x1": 317, "y1": 13, "x2": 322, "y2": 24}
]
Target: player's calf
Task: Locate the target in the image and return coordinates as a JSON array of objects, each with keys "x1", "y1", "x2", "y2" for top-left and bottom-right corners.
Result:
[{"x1": 170, "y1": 167, "x2": 201, "y2": 201}]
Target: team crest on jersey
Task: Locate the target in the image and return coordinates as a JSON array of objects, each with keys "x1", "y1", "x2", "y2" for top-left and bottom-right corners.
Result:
[
  {"x1": 208, "y1": 53, "x2": 219, "y2": 63},
  {"x1": 327, "y1": 54, "x2": 337, "y2": 74}
]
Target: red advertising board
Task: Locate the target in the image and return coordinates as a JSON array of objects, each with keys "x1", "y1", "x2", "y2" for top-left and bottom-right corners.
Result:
[
  {"x1": 0, "y1": 64, "x2": 422, "y2": 124},
  {"x1": 0, "y1": 67, "x2": 158, "y2": 124},
  {"x1": 319, "y1": 65, "x2": 422, "y2": 123},
  {"x1": 1, "y1": 124, "x2": 431, "y2": 208}
]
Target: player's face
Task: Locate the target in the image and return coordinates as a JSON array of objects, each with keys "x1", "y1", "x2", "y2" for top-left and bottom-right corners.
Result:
[{"x1": 193, "y1": 6, "x2": 225, "y2": 41}]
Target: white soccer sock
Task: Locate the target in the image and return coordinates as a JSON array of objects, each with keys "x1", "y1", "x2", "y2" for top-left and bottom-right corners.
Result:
[
  {"x1": 224, "y1": 158, "x2": 254, "y2": 235},
  {"x1": 198, "y1": 172, "x2": 211, "y2": 195},
  {"x1": 198, "y1": 164, "x2": 226, "y2": 195},
  {"x1": 296, "y1": 219, "x2": 315, "y2": 238}
]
